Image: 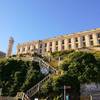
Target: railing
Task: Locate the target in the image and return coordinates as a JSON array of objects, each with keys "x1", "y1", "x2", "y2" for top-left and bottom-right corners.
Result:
[
  {"x1": 0, "y1": 96, "x2": 16, "y2": 100},
  {"x1": 26, "y1": 74, "x2": 51, "y2": 98},
  {"x1": 25, "y1": 57, "x2": 57, "y2": 98},
  {"x1": 16, "y1": 92, "x2": 30, "y2": 100},
  {"x1": 32, "y1": 57, "x2": 57, "y2": 73}
]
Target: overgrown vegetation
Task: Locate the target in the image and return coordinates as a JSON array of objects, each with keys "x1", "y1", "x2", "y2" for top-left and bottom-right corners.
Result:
[
  {"x1": 39, "y1": 51, "x2": 100, "y2": 99},
  {"x1": 0, "y1": 50, "x2": 100, "y2": 100},
  {"x1": 0, "y1": 58, "x2": 45, "y2": 96}
]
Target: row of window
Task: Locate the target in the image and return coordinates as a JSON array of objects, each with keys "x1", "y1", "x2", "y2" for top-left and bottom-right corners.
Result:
[
  {"x1": 18, "y1": 46, "x2": 33, "y2": 52},
  {"x1": 18, "y1": 33, "x2": 100, "y2": 53},
  {"x1": 39, "y1": 40, "x2": 96, "y2": 53},
  {"x1": 40, "y1": 34, "x2": 98, "y2": 48}
]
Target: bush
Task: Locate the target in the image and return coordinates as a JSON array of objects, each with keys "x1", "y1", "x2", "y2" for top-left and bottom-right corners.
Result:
[{"x1": 0, "y1": 58, "x2": 45, "y2": 96}]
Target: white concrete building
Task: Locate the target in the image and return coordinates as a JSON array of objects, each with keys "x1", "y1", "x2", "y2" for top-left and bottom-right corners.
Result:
[{"x1": 17, "y1": 28, "x2": 100, "y2": 55}]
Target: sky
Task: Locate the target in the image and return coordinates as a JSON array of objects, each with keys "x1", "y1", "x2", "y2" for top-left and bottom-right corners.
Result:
[{"x1": 0, "y1": 0, "x2": 100, "y2": 54}]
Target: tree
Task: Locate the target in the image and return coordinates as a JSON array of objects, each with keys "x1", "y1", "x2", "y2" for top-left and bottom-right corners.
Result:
[
  {"x1": 60, "y1": 51, "x2": 100, "y2": 83},
  {"x1": 0, "y1": 58, "x2": 45, "y2": 96}
]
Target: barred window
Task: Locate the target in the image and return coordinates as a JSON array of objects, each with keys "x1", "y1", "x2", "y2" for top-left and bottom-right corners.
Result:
[
  {"x1": 28, "y1": 47, "x2": 30, "y2": 50},
  {"x1": 90, "y1": 41, "x2": 93, "y2": 45},
  {"x1": 98, "y1": 40, "x2": 100, "y2": 44},
  {"x1": 50, "y1": 48, "x2": 52, "y2": 52},
  {"x1": 62, "y1": 46, "x2": 65, "y2": 50},
  {"x1": 89, "y1": 34, "x2": 93, "y2": 39},
  {"x1": 45, "y1": 43, "x2": 47, "y2": 47},
  {"x1": 68, "y1": 39, "x2": 71, "y2": 43},
  {"x1": 68, "y1": 44, "x2": 71, "y2": 49},
  {"x1": 75, "y1": 38, "x2": 78, "y2": 42},
  {"x1": 75, "y1": 44, "x2": 78, "y2": 48},
  {"x1": 40, "y1": 44, "x2": 42, "y2": 48},
  {"x1": 22, "y1": 48, "x2": 25, "y2": 52},
  {"x1": 62, "y1": 40, "x2": 64, "y2": 44},
  {"x1": 83, "y1": 42, "x2": 86, "y2": 47},
  {"x1": 56, "y1": 41, "x2": 58, "y2": 45},
  {"x1": 82, "y1": 36, "x2": 85, "y2": 41},
  {"x1": 97, "y1": 33, "x2": 100, "y2": 38},
  {"x1": 56, "y1": 47, "x2": 58, "y2": 51},
  {"x1": 50, "y1": 42, "x2": 52, "y2": 46}
]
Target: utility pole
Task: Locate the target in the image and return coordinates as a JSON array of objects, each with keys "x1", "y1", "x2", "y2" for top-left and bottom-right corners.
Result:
[
  {"x1": 64, "y1": 85, "x2": 66, "y2": 100},
  {"x1": 64, "y1": 85, "x2": 71, "y2": 100}
]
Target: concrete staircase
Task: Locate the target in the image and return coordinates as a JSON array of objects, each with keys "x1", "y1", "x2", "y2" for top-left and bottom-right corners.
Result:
[{"x1": 25, "y1": 57, "x2": 57, "y2": 98}]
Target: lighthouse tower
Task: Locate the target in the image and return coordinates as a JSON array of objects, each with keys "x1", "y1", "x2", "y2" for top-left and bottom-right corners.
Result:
[{"x1": 6, "y1": 37, "x2": 14, "y2": 57}]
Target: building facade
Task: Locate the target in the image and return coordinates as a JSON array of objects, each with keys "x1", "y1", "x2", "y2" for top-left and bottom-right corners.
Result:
[{"x1": 17, "y1": 28, "x2": 100, "y2": 55}]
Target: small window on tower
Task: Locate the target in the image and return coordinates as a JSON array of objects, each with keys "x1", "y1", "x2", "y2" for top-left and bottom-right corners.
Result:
[{"x1": 18, "y1": 49, "x2": 20, "y2": 52}]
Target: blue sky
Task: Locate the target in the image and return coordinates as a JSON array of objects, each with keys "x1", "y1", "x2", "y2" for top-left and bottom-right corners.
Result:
[{"x1": 0, "y1": 0, "x2": 100, "y2": 54}]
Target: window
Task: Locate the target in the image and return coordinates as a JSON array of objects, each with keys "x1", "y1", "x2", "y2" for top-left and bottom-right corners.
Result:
[
  {"x1": 97, "y1": 33, "x2": 100, "y2": 38},
  {"x1": 31, "y1": 49, "x2": 34, "y2": 51},
  {"x1": 56, "y1": 47, "x2": 58, "y2": 51},
  {"x1": 50, "y1": 48, "x2": 52, "y2": 52},
  {"x1": 98, "y1": 40, "x2": 100, "y2": 44},
  {"x1": 62, "y1": 46, "x2": 65, "y2": 50},
  {"x1": 75, "y1": 38, "x2": 78, "y2": 42},
  {"x1": 62, "y1": 40, "x2": 64, "y2": 44},
  {"x1": 82, "y1": 36, "x2": 85, "y2": 41},
  {"x1": 18, "y1": 49, "x2": 20, "y2": 52},
  {"x1": 28, "y1": 47, "x2": 30, "y2": 50},
  {"x1": 50, "y1": 42, "x2": 52, "y2": 46},
  {"x1": 89, "y1": 35, "x2": 93, "y2": 39},
  {"x1": 75, "y1": 44, "x2": 78, "y2": 48},
  {"x1": 83, "y1": 42, "x2": 86, "y2": 47},
  {"x1": 45, "y1": 43, "x2": 47, "y2": 47},
  {"x1": 68, "y1": 44, "x2": 71, "y2": 49},
  {"x1": 44, "y1": 48, "x2": 47, "y2": 52},
  {"x1": 90, "y1": 41, "x2": 93, "y2": 45},
  {"x1": 40, "y1": 49, "x2": 42, "y2": 53},
  {"x1": 22, "y1": 48, "x2": 25, "y2": 52},
  {"x1": 40, "y1": 44, "x2": 42, "y2": 48},
  {"x1": 34, "y1": 46, "x2": 36, "y2": 49},
  {"x1": 68, "y1": 39, "x2": 71, "y2": 43},
  {"x1": 56, "y1": 41, "x2": 58, "y2": 45}
]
